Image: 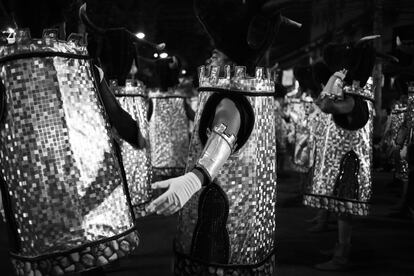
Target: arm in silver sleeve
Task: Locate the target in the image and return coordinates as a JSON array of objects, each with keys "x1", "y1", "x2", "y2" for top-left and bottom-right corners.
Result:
[{"x1": 196, "y1": 123, "x2": 237, "y2": 181}]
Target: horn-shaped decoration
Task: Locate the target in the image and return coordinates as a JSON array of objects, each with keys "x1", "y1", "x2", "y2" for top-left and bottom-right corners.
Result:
[
  {"x1": 79, "y1": 3, "x2": 165, "y2": 51},
  {"x1": 280, "y1": 16, "x2": 302, "y2": 28},
  {"x1": 356, "y1": 35, "x2": 381, "y2": 45},
  {"x1": 375, "y1": 52, "x2": 399, "y2": 63}
]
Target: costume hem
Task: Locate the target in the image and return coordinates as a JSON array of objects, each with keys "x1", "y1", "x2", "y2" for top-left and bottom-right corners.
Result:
[
  {"x1": 173, "y1": 249, "x2": 275, "y2": 276},
  {"x1": 10, "y1": 227, "x2": 139, "y2": 276},
  {"x1": 303, "y1": 194, "x2": 370, "y2": 216}
]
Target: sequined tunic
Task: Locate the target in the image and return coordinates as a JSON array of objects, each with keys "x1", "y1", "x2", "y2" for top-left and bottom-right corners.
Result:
[
  {"x1": 289, "y1": 99, "x2": 317, "y2": 172},
  {"x1": 174, "y1": 66, "x2": 277, "y2": 275},
  {"x1": 388, "y1": 103, "x2": 408, "y2": 181},
  {"x1": 303, "y1": 79, "x2": 374, "y2": 216},
  {"x1": 111, "y1": 80, "x2": 152, "y2": 217},
  {"x1": 0, "y1": 30, "x2": 138, "y2": 276},
  {"x1": 149, "y1": 89, "x2": 190, "y2": 179}
]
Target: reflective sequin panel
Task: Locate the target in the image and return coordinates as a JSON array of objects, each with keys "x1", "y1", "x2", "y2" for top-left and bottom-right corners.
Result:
[
  {"x1": 388, "y1": 104, "x2": 408, "y2": 181},
  {"x1": 112, "y1": 81, "x2": 152, "y2": 217},
  {"x1": 0, "y1": 32, "x2": 137, "y2": 275},
  {"x1": 407, "y1": 91, "x2": 414, "y2": 142},
  {"x1": 149, "y1": 90, "x2": 190, "y2": 178},
  {"x1": 304, "y1": 85, "x2": 374, "y2": 216},
  {"x1": 177, "y1": 66, "x2": 277, "y2": 265}
]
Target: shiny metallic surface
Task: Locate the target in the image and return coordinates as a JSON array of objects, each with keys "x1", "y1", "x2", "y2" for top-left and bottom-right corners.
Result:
[
  {"x1": 111, "y1": 80, "x2": 152, "y2": 217},
  {"x1": 304, "y1": 82, "x2": 374, "y2": 216},
  {"x1": 288, "y1": 99, "x2": 318, "y2": 172},
  {"x1": 149, "y1": 90, "x2": 190, "y2": 178},
  {"x1": 196, "y1": 124, "x2": 235, "y2": 180},
  {"x1": 389, "y1": 104, "x2": 408, "y2": 181},
  {"x1": 343, "y1": 77, "x2": 375, "y2": 101},
  {"x1": 176, "y1": 66, "x2": 277, "y2": 266},
  {"x1": 0, "y1": 30, "x2": 138, "y2": 275},
  {"x1": 407, "y1": 90, "x2": 414, "y2": 144}
]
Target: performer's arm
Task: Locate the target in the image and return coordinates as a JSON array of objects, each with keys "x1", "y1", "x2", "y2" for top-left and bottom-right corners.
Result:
[
  {"x1": 95, "y1": 67, "x2": 146, "y2": 149},
  {"x1": 147, "y1": 98, "x2": 241, "y2": 215},
  {"x1": 316, "y1": 95, "x2": 355, "y2": 115},
  {"x1": 191, "y1": 98, "x2": 240, "y2": 184}
]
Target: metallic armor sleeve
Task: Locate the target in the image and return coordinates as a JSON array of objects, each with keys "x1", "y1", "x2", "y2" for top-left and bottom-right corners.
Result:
[{"x1": 196, "y1": 123, "x2": 236, "y2": 181}]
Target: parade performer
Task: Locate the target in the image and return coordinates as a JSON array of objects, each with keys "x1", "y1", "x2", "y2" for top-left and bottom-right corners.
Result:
[
  {"x1": 110, "y1": 79, "x2": 152, "y2": 218},
  {"x1": 147, "y1": 0, "x2": 301, "y2": 274},
  {"x1": 394, "y1": 81, "x2": 414, "y2": 219},
  {"x1": 303, "y1": 37, "x2": 379, "y2": 270},
  {"x1": 149, "y1": 57, "x2": 195, "y2": 181},
  {"x1": 0, "y1": 1, "x2": 140, "y2": 275},
  {"x1": 79, "y1": 3, "x2": 167, "y2": 220}
]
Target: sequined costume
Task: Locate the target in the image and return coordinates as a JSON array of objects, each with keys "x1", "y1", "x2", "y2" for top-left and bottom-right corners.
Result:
[
  {"x1": 173, "y1": 66, "x2": 277, "y2": 275},
  {"x1": 0, "y1": 29, "x2": 139, "y2": 276},
  {"x1": 303, "y1": 78, "x2": 374, "y2": 216},
  {"x1": 110, "y1": 79, "x2": 152, "y2": 217},
  {"x1": 387, "y1": 102, "x2": 409, "y2": 181},
  {"x1": 149, "y1": 89, "x2": 191, "y2": 179},
  {"x1": 288, "y1": 97, "x2": 317, "y2": 173}
]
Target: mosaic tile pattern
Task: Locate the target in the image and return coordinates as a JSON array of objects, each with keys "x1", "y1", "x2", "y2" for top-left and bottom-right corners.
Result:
[
  {"x1": 304, "y1": 84, "x2": 374, "y2": 216},
  {"x1": 149, "y1": 90, "x2": 190, "y2": 178},
  {"x1": 407, "y1": 91, "x2": 414, "y2": 144},
  {"x1": 112, "y1": 81, "x2": 153, "y2": 218},
  {"x1": 388, "y1": 104, "x2": 408, "y2": 181},
  {"x1": 174, "y1": 251, "x2": 275, "y2": 276},
  {"x1": 11, "y1": 230, "x2": 139, "y2": 276},
  {"x1": 287, "y1": 101, "x2": 318, "y2": 173},
  {"x1": 0, "y1": 32, "x2": 138, "y2": 274},
  {"x1": 176, "y1": 66, "x2": 277, "y2": 266}
]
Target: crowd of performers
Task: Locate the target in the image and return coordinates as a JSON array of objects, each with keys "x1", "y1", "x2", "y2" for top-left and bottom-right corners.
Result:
[{"x1": 0, "y1": 0, "x2": 413, "y2": 275}]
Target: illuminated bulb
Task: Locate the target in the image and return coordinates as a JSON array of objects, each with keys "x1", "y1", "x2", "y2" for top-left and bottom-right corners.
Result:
[
  {"x1": 136, "y1": 32, "x2": 145, "y2": 39},
  {"x1": 160, "y1": 52, "x2": 168, "y2": 59},
  {"x1": 153, "y1": 53, "x2": 159, "y2": 58},
  {"x1": 181, "y1": 69, "x2": 187, "y2": 75}
]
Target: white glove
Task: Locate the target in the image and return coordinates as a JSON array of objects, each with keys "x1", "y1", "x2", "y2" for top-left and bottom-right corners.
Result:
[{"x1": 146, "y1": 172, "x2": 202, "y2": 215}]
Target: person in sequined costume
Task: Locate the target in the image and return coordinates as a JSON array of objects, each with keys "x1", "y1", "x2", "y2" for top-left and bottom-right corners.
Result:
[
  {"x1": 146, "y1": 1, "x2": 301, "y2": 275},
  {"x1": 383, "y1": 90, "x2": 409, "y2": 212},
  {"x1": 392, "y1": 81, "x2": 414, "y2": 220},
  {"x1": 303, "y1": 37, "x2": 380, "y2": 271},
  {"x1": 148, "y1": 56, "x2": 195, "y2": 182},
  {"x1": 293, "y1": 62, "x2": 335, "y2": 233},
  {"x1": 0, "y1": 1, "x2": 142, "y2": 276}
]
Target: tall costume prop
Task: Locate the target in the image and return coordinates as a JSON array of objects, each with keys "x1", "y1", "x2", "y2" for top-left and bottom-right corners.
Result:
[
  {"x1": 302, "y1": 37, "x2": 397, "y2": 270},
  {"x1": 0, "y1": 29, "x2": 139, "y2": 276},
  {"x1": 303, "y1": 77, "x2": 374, "y2": 215},
  {"x1": 110, "y1": 79, "x2": 152, "y2": 217},
  {"x1": 395, "y1": 81, "x2": 414, "y2": 217},
  {"x1": 388, "y1": 101, "x2": 409, "y2": 182},
  {"x1": 79, "y1": 3, "x2": 164, "y2": 219},
  {"x1": 146, "y1": 1, "x2": 301, "y2": 275},
  {"x1": 174, "y1": 65, "x2": 278, "y2": 275}
]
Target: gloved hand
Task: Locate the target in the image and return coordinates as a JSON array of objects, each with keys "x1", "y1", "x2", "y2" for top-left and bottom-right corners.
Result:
[{"x1": 146, "y1": 172, "x2": 202, "y2": 215}]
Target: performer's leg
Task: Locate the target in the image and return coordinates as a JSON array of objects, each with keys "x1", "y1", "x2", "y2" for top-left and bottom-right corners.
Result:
[
  {"x1": 338, "y1": 214, "x2": 352, "y2": 244},
  {"x1": 315, "y1": 213, "x2": 352, "y2": 271},
  {"x1": 308, "y1": 209, "x2": 329, "y2": 232},
  {"x1": 406, "y1": 167, "x2": 414, "y2": 216}
]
